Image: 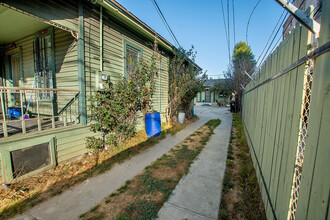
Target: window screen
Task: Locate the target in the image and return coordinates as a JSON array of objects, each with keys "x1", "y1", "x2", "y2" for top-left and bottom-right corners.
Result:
[{"x1": 125, "y1": 44, "x2": 140, "y2": 78}]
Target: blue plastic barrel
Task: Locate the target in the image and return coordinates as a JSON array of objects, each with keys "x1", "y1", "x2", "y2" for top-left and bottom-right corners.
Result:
[
  {"x1": 191, "y1": 109, "x2": 194, "y2": 117},
  {"x1": 145, "y1": 112, "x2": 161, "y2": 137}
]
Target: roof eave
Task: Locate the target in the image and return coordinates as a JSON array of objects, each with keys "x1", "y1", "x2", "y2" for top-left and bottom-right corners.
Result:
[{"x1": 98, "y1": 0, "x2": 174, "y2": 53}]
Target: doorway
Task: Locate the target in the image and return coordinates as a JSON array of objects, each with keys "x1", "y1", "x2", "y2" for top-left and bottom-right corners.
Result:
[
  {"x1": 6, "y1": 48, "x2": 22, "y2": 107},
  {"x1": 205, "y1": 89, "x2": 211, "y2": 102}
]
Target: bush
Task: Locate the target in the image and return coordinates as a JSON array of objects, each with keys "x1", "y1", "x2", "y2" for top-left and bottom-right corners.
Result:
[{"x1": 86, "y1": 50, "x2": 158, "y2": 151}]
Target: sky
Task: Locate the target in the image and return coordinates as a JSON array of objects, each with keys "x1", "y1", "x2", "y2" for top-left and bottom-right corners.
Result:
[{"x1": 115, "y1": 0, "x2": 286, "y2": 79}]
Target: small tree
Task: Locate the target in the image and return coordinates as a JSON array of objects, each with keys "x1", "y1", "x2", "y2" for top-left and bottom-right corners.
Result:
[
  {"x1": 226, "y1": 41, "x2": 256, "y2": 112},
  {"x1": 165, "y1": 47, "x2": 204, "y2": 123},
  {"x1": 211, "y1": 80, "x2": 231, "y2": 97},
  {"x1": 180, "y1": 74, "x2": 204, "y2": 118}
]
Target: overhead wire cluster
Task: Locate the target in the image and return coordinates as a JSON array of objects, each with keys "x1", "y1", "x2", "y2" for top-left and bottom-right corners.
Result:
[
  {"x1": 220, "y1": 0, "x2": 236, "y2": 64},
  {"x1": 150, "y1": 0, "x2": 181, "y2": 48},
  {"x1": 254, "y1": 0, "x2": 309, "y2": 74}
]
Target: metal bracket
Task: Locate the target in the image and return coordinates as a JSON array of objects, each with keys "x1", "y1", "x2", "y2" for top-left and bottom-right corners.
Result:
[
  {"x1": 274, "y1": 0, "x2": 320, "y2": 37},
  {"x1": 242, "y1": 71, "x2": 255, "y2": 83}
]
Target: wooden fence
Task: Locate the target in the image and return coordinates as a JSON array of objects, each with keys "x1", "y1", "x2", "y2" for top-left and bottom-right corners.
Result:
[{"x1": 241, "y1": 2, "x2": 329, "y2": 220}]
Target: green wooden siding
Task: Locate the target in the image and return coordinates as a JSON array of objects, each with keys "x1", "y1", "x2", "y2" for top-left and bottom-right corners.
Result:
[
  {"x1": 103, "y1": 20, "x2": 125, "y2": 83},
  {"x1": 55, "y1": 28, "x2": 78, "y2": 90},
  {"x1": 160, "y1": 55, "x2": 169, "y2": 121},
  {"x1": 55, "y1": 28, "x2": 79, "y2": 114},
  {"x1": 84, "y1": 4, "x2": 170, "y2": 126},
  {"x1": 0, "y1": 156, "x2": 2, "y2": 182},
  {"x1": 1, "y1": 0, "x2": 79, "y2": 32},
  {"x1": 84, "y1": 7, "x2": 100, "y2": 122}
]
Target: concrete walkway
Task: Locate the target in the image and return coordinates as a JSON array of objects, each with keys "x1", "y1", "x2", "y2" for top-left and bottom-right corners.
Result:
[
  {"x1": 13, "y1": 106, "x2": 230, "y2": 220},
  {"x1": 158, "y1": 107, "x2": 232, "y2": 220}
]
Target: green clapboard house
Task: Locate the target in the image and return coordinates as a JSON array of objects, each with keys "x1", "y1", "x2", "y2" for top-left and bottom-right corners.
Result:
[
  {"x1": 0, "y1": 0, "x2": 179, "y2": 183},
  {"x1": 195, "y1": 79, "x2": 230, "y2": 105}
]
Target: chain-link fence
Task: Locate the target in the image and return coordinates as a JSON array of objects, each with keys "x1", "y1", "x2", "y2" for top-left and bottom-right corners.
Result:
[{"x1": 288, "y1": 58, "x2": 314, "y2": 220}]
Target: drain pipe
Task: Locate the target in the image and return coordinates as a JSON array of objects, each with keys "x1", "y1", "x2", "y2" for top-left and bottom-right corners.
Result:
[{"x1": 100, "y1": 6, "x2": 103, "y2": 72}]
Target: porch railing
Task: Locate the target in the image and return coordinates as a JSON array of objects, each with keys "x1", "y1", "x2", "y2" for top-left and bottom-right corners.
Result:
[{"x1": 0, "y1": 87, "x2": 80, "y2": 138}]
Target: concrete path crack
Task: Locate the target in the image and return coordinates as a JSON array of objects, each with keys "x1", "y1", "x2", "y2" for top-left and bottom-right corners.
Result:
[{"x1": 165, "y1": 201, "x2": 216, "y2": 220}]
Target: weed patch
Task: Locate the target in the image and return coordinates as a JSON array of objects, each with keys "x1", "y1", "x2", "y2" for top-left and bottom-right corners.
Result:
[
  {"x1": 125, "y1": 200, "x2": 160, "y2": 220},
  {"x1": 138, "y1": 171, "x2": 171, "y2": 195},
  {"x1": 228, "y1": 144, "x2": 233, "y2": 154},
  {"x1": 219, "y1": 114, "x2": 266, "y2": 220},
  {"x1": 226, "y1": 159, "x2": 233, "y2": 167},
  {"x1": 227, "y1": 154, "x2": 235, "y2": 160}
]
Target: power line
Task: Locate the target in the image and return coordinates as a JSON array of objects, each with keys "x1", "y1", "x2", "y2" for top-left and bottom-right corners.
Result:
[
  {"x1": 246, "y1": 0, "x2": 262, "y2": 45},
  {"x1": 220, "y1": 0, "x2": 231, "y2": 63},
  {"x1": 227, "y1": 0, "x2": 230, "y2": 56},
  {"x1": 256, "y1": 10, "x2": 288, "y2": 64},
  {"x1": 254, "y1": 12, "x2": 289, "y2": 73},
  {"x1": 257, "y1": 13, "x2": 288, "y2": 71},
  {"x1": 150, "y1": 0, "x2": 181, "y2": 48},
  {"x1": 258, "y1": 0, "x2": 312, "y2": 69},
  {"x1": 232, "y1": 0, "x2": 236, "y2": 45},
  {"x1": 256, "y1": 0, "x2": 307, "y2": 70},
  {"x1": 269, "y1": 1, "x2": 318, "y2": 56}
]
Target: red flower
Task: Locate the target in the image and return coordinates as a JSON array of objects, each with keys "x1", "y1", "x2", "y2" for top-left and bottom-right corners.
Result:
[
  {"x1": 102, "y1": 103, "x2": 106, "y2": 106},
  {"x1": 145, "y1": 89, "x2": 148, "y2": 92}
]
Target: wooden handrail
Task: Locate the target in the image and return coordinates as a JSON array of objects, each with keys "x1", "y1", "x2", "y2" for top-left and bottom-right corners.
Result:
[{"x1": 0, "y1": 87, "x2": 80, "y2": 93}]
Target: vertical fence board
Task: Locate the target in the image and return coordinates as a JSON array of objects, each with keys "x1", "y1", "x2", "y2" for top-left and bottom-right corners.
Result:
[
  {"x1": 241, "y1": 8, "x2": 330, "y2": 217},
  {"x1": 274, "y1": 26, "x2": 300, "y2": 216},
  {"x1": 295, "y1": 1, "x2": 330, "y2": 217},
  {"x1": 280, "y1": 26, "x2": 309, "y2": 219},
  {"x1": 270, "y1": 33, "x2": 294, "y2": 209}
]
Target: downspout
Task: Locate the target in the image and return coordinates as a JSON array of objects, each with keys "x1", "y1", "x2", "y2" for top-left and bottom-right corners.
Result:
[
  {"x1": 100, "y1": 6, "x2": 103, "y2": 72},
  {"x1": 159, "y1": 57, "x2": 161, "y2": 113},
  {"x1": 78, "y1": 0, "x2": 87, "y2": 125}
]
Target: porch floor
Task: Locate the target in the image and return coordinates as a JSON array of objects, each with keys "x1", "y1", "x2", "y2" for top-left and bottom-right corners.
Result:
[{"x1": 0, "y1": 119, "x2": 74, "y2": 138}]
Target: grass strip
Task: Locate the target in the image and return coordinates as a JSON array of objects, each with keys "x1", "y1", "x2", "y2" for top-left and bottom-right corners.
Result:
[
  {"x1": 219, "y1": 114, "x2": 266, "y2": 220},
  {"x1": 79, "y1": 119, "x2": 221, "y2": 220},
  {"x1": 0, "y1": 117, "x2": 198, "y2": 219}
]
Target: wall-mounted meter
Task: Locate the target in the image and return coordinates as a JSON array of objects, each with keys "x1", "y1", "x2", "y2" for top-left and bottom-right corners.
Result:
[
  {"x1": 96, "y1": 71, "x2": 110, "y2": 90},
  {"x1": 101, "y1": 74, "x2": 108, "y2": 81}
]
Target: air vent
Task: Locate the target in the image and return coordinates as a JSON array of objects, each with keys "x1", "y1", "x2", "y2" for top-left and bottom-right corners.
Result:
[
  {"x1": 11, "y1": 142, "x2": 51, "y2": 178},
  {"x1": 1, "y1": 136, "x2": 56, "y2": 183}
]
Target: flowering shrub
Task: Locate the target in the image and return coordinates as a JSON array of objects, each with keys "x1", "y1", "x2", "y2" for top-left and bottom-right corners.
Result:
[{"x1": 86, "y1": 55, "x2": 158, "y2": 152}]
